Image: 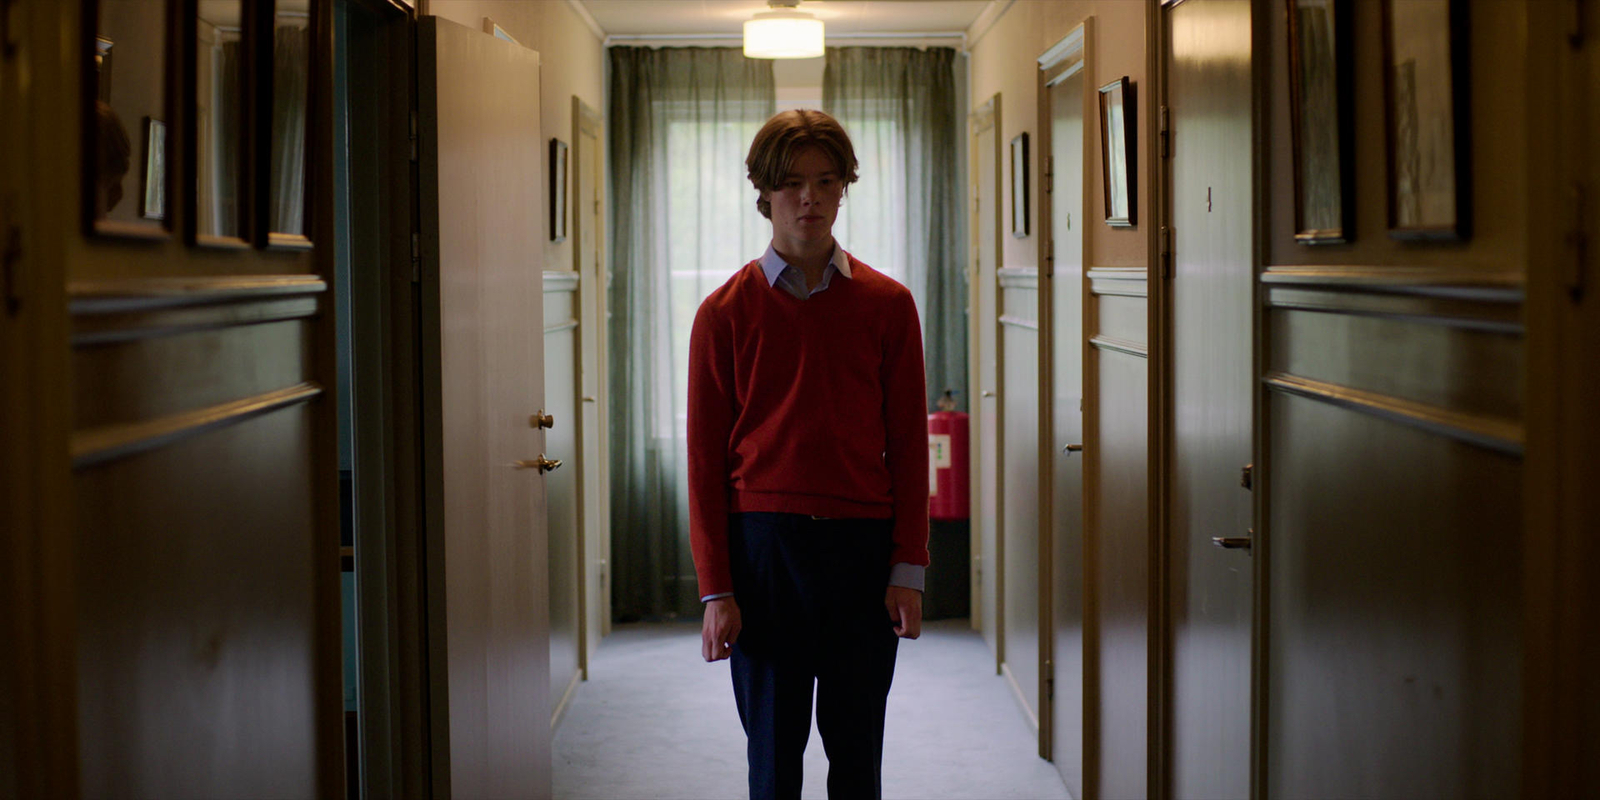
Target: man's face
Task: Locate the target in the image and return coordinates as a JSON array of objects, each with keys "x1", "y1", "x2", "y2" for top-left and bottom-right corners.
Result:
[{"x1": 762, "y1": 146, "x2": 844, "y2": 246}]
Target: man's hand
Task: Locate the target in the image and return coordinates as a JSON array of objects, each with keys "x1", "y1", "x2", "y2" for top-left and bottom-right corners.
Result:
[
  {"x1": 885, "y1": 586, "x2": 923, "y2": 639},
  {"x1": 701, "y1": 597, "x2": 742, "y2": 662}
]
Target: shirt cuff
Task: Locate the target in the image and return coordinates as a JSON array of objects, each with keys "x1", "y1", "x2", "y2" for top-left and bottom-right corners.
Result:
[
  {"x1": 701, "y1": 591, "x2": 735, "y2": 603},
  {"x1": 888, "y1": 562, "x2": 925, "y2": 593}
]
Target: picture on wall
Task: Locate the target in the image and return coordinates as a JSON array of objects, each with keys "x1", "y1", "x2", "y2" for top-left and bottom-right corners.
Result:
[
  {"x1": 550, "y1": 137, "x2": 569, "y2": 242},
  {"x1": 1010, "y1": 132, "x2": 1029, "y2": 238},
  {"x1": 1383, "y1": 0, "x2": 1470, "y2": 240},
  {"x1": 1288, "y1": 0, "x2": 1352, "y2": 244},
  {"x1": 1099, "y1": 76, "x2": 1135, "y2": 228}
]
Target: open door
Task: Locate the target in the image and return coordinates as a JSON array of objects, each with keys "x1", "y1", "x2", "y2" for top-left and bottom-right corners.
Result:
[
  {"x1": 417, "y1": 16, "x2": 551, "y2": 798},
  {"x1": 968, "y1": 94, "x2": 1005, "y2": 670}
]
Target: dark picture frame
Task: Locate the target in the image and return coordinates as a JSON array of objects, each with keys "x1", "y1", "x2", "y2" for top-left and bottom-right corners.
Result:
[
  {"x1": 82, "y1": 0, "x2": 175, "y2": 240},
  {"x1": 1287, "y1": 0, "x2": 1353, "y2": 244},
  {"x1": 1382, "y1": 0, "x2": 1471, "y2": 241},
  {"x1": 1099, "y1": 76, "x2": 1136, "y2": 228},
  {"x1": 550, "y1": 137, "x2": 568, "y2": 243},
  {"x1": 1010, "y1": 132, "x2": 1029, "y2": 238}
]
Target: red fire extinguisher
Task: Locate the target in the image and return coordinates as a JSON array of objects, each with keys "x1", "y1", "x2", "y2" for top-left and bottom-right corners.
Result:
[{"x1": 928, "y1": 390, "x2": 970, "y2": 521}]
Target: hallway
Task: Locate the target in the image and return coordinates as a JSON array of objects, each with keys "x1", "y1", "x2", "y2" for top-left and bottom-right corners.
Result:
[{"x1": 553, "y1": 619, "x2": 1071, "y2": 800}]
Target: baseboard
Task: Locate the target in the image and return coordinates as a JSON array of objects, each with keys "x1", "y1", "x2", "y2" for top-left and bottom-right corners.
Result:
[{"x1": 551, "y1": 668, "x2": 583, "y2": 731}]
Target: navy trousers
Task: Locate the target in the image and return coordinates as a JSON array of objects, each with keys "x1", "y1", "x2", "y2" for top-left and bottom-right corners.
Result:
[{"x1": 727, "y1": 512, "x2": 900, "y2": 800}]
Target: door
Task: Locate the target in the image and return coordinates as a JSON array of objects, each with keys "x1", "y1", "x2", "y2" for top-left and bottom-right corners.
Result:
[
  {"x1": 545, "y1": 270, "x2": 581, "y2": 725},
  {"x1": 418, "y1": 16, "x2": 550, "y2": 798},
  {"x1": 573, "y1": 97, "x2": 610, "y2": 656},
  {"x1": 1164, "y1": 1, "x2": 1253, "y2": 797},
  {"x1": 968, "y1": 94, "x2": 1004, "y2": 666},
  {"x1": 1042, "y1": 43, "x2": 1087, "y2": 795},
  {"x1": 1000, "y1": 265, "x2": 1040, "y2": 729}
]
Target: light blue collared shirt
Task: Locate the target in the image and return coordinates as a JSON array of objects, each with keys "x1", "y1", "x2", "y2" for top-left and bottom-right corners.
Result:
[
  {"x1": 701, "y1": 242, "x2": 926, "y2": 603},
  {"x1": 758, "y1": 242, "x2": 853, "y2": 300}
]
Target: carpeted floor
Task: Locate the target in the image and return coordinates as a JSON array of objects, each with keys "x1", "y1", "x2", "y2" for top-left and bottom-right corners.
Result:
[{"x1": 552, "y1": 618, "x2": 1072, "y2": 800}]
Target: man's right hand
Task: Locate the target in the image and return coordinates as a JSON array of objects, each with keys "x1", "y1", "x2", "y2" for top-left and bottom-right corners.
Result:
[{"x1": 701, "y1": 597, "x2": 742, "y2": 662}]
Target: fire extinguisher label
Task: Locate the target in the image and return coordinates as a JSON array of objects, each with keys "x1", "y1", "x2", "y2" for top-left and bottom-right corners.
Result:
[{"x1": 929, "y1": 434, "x2": 953, "y2": 468}]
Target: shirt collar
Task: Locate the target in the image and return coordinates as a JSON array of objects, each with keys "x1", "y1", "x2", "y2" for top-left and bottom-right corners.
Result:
[{"x1": 759, "y1": 242, "x2": 853, "y2": 287}]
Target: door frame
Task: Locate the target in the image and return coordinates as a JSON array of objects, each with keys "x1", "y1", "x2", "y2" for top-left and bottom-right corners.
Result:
[{"x1": 1035, "y1": 20, "x2": 1089, "y2": 766}]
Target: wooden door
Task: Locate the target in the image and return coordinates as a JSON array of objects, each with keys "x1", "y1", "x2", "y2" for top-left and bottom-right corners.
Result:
[
  {"x1": 968, "y1": 94, "x2": 1004, "y2": 667},
  {"x1": 573, "y1": 96, "x2": 609, "y2": 655},
  {"x1": 1162, "y1": 1, "x2": 1253, "y2": 798},
  {"x1": 417, "y1": 16, "x2": 550, "y2": 798},
  {"x1": 1040, "y1": 37, "x2": 1087, "y2": 793},
  {"x1": 3, "y1": 1, "x2": 344, "y2": 796}
]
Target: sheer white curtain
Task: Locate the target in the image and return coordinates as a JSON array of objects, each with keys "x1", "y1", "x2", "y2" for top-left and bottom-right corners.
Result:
[
  {"x1": 825, "y1": 47, "x2": 967, "y2": 412},
  {"x1": 608, "y1": 47, "x2": 774, "y2": 619}
]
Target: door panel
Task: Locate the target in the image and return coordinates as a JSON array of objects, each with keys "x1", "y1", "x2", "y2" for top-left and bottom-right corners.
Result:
[
  {"x1": 573, "y1": 97, "x2": 609, "y2": 655},
  {"x1": 1047, "y1": 66, "x2": 1086, "y2": 797},
  {"x1": 970, "y1": 95, "x2": 1003, "y2": 662},
  {"x1": 1000, "y1": 274, "x2": 1040, "y2": 724},
  {"x1": 1164, "y1": 1, "x2": 1253, "y2": 797},
  {"x1": 418, "y1": 16, "x2": 549, "y2": 799}
]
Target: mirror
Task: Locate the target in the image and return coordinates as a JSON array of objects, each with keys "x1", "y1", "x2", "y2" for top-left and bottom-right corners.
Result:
[
  {"x1": 267, "y1": 0, "x2": 311, "y2": 247},
  {"x1": 193, "y1": 0, "x2": 249, "y2": 244},
  {"x1": 86, "y1": 0, "x2": 171, "y2": 238}
]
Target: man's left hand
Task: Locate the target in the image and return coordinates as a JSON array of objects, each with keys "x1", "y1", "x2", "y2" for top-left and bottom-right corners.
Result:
[{"x1": 885, "y1": 585, "x2": 923, "y2": 639}]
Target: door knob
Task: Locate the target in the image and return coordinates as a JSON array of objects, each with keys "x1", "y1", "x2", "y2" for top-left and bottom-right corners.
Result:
[
  {"x1": 513, "y1": 455, "x2": 563, "y2": 473},
  {"x1": 1063, "y1": 443, "x2": 1083, "y2": 454},
  {"x1": 1212, "y1": 528, "x2": 1253, "y2": 551},
  {"x1": 531, "y1": 410, "x2": 554, "y2": 429},
  {"x1": 981, "y1": 390, "x2": 996, "y2": 398}
]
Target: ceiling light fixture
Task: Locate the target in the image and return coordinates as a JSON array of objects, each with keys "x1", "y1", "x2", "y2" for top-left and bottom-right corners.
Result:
[{"x1": 743, "y1": 0, "x2": 824, "y2": 59}]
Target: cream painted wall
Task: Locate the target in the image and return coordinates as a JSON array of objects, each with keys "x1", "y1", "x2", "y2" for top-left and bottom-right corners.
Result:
[
  {"x1": 429, "y1": 1, "x2": 606, "y2": 273},
  {"x1": 968, "y1": 1, "x2": 1148, "y2": 271}
]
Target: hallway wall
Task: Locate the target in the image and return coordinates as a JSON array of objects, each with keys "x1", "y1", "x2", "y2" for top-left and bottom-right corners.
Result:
[{"x1": 967, "y1": 3, "x2": 1154, "y2": 798}]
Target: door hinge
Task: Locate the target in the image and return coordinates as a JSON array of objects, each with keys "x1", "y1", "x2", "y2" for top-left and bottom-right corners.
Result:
[
  {"x1": 1159, "y1": 226, "x2": 1173, "y2": 279},
  {"x1": 1044, "y1": 155, "x2": 1053, "y2": 194},
  {"x1": 1240, "y1": 463, "x2": 1254, "y2": 490},
  {"x1": 2, "y1": 223, "x2": 22, "y2": 316},
  {"x1": 1568, "y1": 0, "x2": 1585, "y2": 47},
  {"x1": 1159, "y1": 105, "x2": 1171, "y2": 159},
  {"x1": 409, "y1": 110, "x2": 419, "y2": 162},
  {"x1": 1568, "y1": 183, "x2": 1589, "y2": 301},
  {"x1": 1044, "y1": 662, "x2": 1054, "y2": 701},
  {"x1": 411, "y1": 232, "x2": 421, "y2": 283},
  {"x1": 1045, "y1": 237, "x2": 1054, "y2": 264}
]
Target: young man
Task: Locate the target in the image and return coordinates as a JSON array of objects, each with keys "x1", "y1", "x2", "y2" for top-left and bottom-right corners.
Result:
[{"x1": 688, "y1": 109, "x2": 931, "y2": 800}]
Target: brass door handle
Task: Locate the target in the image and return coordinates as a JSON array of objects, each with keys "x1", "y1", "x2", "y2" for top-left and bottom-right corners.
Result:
[
  {"x1": 1063, "y1": 443, "x2": 1083, "y2": 454},
  {"x1": 513, "y1": 455, "x2": 563, "y2": 473},
  {"x1": 1212, "y1": 529, "x2": 1253, "y2": 551},
  {"x1": 531, "y1": 410, "x2": 554, "y2": 429}
]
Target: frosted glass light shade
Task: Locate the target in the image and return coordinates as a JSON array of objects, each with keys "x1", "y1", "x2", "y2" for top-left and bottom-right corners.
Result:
[{"x1": 743, "y1": 10, "x2": 824, "y2": 59}]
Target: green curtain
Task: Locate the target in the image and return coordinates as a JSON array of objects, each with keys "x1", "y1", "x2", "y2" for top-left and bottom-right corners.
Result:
[
  {"x1": 607, "y1": 47, "x2": 775, "y2": 621},
  {"x1": 824, "y1": 47, "x2": 967, "y2": 412}
]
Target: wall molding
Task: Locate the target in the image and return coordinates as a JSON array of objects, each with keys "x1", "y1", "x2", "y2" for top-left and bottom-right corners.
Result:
[
  {"x1": 68, "y1": 275, "x2": 328, "y2": 314},
  {"x1": 1260, "y1": 265, "x2": 1525, "y2": 302},
  {"x1": 71, "y1": 382, "x2": 325, "y2": 469},
  {"x1": 998, "y1": 266, "x2": 1039, "y2": 289},
  {"x1": 1088, "y1": 267, "x2": 1149, "y2": 298},
  {"x1": 999, "y1": 314, "x2": 1040, "y2": 331},
  {"x1": 545, "y1": 319, "x2": 579, "y2": 335},
  {"x1": 543, "y1": 270, "x2": 581, "y2": 293},
  {"x1": 1263, "y1": 371, "x2": 1523, "y2": 456},
  {"x1": 1090, "y1": 334, "x2": 1148, "y2": 358}
]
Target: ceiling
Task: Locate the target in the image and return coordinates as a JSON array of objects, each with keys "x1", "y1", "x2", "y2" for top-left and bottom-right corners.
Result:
[{"x1": 580, "y1": 0, "x2": 993, "y2": 38}]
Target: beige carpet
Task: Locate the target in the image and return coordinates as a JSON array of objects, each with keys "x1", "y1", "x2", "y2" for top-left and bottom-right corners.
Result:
[{"x1": 553, "y1": 618, "x2": 1072, "y2": 800}]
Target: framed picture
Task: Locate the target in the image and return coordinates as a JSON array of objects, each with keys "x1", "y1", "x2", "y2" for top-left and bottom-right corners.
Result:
[
  {"x1": 140, "y1": 117, "x2": 167, "y2": 220},
  {"x1": 1287, "y1": 0, "x2": 1353, "y2": 244},
  {"x1": 1099, "y1": 76, "x2": 1135, "y2": 228},
  {"x1": 1010, "y1": 132, "x2": 1029, "y2": 238},
  {"x1": 1382, "y1": 0, "x2": 1470, "y2": 241},
  {"x1": 550, "y1": 137, "x2": 568, "y2": 242}
]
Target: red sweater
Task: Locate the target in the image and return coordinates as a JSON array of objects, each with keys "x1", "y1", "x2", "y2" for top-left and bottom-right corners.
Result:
[{"x1": 687, "y1": 255, "x2": 931, "y2": 598}]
